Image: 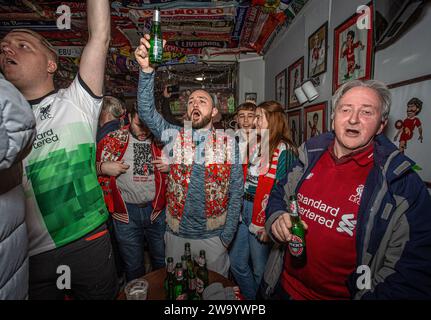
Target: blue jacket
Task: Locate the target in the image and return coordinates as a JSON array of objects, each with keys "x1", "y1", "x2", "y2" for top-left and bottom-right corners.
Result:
[
  {"x1": 264, "y1": 132, "x2": 431, "y2": 299},
  {"x1": 136, "y1": 70, "x2": 243, "y2": 247}
]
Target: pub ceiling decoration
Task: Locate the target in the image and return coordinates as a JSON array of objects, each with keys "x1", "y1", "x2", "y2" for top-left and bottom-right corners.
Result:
[{"x1": 0, "y1": 0, "x2": 309, "y2": 96}]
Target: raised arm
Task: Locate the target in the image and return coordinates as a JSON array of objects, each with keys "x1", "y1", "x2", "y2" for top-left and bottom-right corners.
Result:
[
  {"x1": 79, "y1": 0, "x2": 111, "y2": 96},
  {"x1": 135, "y1": 35, "x2": 179, "y2": 140}
]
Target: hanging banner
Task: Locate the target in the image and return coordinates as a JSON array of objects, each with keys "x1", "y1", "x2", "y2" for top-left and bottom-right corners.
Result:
[
  {"x1": 231, "y1": 2, "x2": 249, "y2": 41},
  {"x1": 251, "y1": 12, "x2": 286, "y2": 54},
  {"x1": 173, "y1": 40, "x2": 228, "y2": 49},
  {"x1": 55, "y1": 46, "x2": 83, "y2": 57},
  {"x1": 239, "y1": 6, "x2": 262, "y2": 48},
  {"x1": 0, "y1": 20, "x2": 58, "y2": 31},
  {"x1": 164, "y1": 31, "x2": 231, "y2": 42}
]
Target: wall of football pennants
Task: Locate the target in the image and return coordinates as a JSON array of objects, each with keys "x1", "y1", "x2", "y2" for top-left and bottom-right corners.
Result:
[{"x1": 0, "y1": 0, "x2": 309, "y2": 100}]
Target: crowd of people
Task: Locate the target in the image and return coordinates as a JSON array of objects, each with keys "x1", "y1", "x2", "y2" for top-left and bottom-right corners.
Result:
[{"x1": 1, "y1": 0, "x2": 431, "y2": 300}]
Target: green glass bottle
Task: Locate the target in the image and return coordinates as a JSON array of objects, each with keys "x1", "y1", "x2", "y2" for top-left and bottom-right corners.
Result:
[
  {"x1": 149, "y1": 7, "x2": 163, "y2": 66},
  {"x1": 164, "y1": 257, "x2": 175, "y2": 300},
  {"x1": 195, "y1": 250, "x2": 209, "y2": 296},
  {"x1": 288, "y1": 195, "x2": 307, "y2": 267},
  {"x1": 173, "y1": 262, "x2": 188, "y2": 300},
  {"x1": 181, "y1": 255, "x2": 188, "y2": 281},
  {"x1": 187, "y1": 270, "x2": 200, "y2": 300}
]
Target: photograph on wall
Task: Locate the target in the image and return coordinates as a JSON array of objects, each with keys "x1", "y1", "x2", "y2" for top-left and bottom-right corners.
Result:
[
  {"x1": 287, "y1": 57, "x2": 304, "y2": 109},
  {"x1": 333, "y1": 2, "x2": 373, "y2": 93},
  {"x1": 275, "y1": 69, "x2": 287, "y2": 108},
  {"x1": 384, "y1": 75, "x2": 430, "y2": 186},
  {"x1": 303, "y1": 102, "x2": 327, "y2": 142},
  {"x1": 245, "y1": 92, "x2": 257, "y2": 104},
  {"x1": 287, "y1": 109, "x2": 302, "y2": 147},
  {"x1": 308, "y1": 21, "x2": 328, "y2": 78}
]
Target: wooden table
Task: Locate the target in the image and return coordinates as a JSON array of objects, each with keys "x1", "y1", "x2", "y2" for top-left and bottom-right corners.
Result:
[{"x1": 118, "y1": 268, "x2": 235, "y2": 300}]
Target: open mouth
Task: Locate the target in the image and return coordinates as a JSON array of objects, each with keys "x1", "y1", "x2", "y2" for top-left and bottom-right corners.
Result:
[
  {"x1": 5, "y1": 57, "x2": 17, "y2": 65},
  {"x1": 3, "y1": 58, "x2": 18, "y2": 66},
  {"x1": 192, "y1": 110, "x2": 201, "y2": 120},
  {"x1": 345, "y1": 128, "x2": 360, "y2": 136}
]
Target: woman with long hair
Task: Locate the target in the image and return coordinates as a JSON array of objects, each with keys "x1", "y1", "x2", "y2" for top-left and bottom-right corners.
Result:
[{"x1": 230, "y1": 101, "x2": 298, "y2": 299}]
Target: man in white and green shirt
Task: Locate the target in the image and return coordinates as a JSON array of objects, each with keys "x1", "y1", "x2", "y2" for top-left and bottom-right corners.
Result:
[{"x1": 0, "y1": 0, "x2": 117, "y2": 299}]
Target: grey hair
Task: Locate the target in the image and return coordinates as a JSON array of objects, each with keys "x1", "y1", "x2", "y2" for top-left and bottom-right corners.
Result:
[
  {"x1": 331, "y1": 79, "x2": 391, "y2": 121},
  {"x1": 102, "y1": 96, "x2": 125, "y2": 118}
]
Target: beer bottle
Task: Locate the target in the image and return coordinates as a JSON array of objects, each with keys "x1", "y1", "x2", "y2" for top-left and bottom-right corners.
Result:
[
  {"x1": 195, "y1": 250, "x2": 209, "y2": 296},
  {"x1": 184, "y1": 242, "x2": 194, "y2": 276},
  {"x1": 187, "y1": 269, "x2": 200, "y2": 300},
  {"x1": 164, "y1": 257, "x2": 175, "y2": 300},
  {"x1": 149, "y1": 7, "x2": 163, "y2": 66},
  {"x1": 181, "y1": 255, "x2": 188, "y2": 280},
  {"x1": 288, "y1": 195, "x2": 306, "y2": 267},
  {"x1": 174, "y1": 262, "x2": 188, "y2": 300}
]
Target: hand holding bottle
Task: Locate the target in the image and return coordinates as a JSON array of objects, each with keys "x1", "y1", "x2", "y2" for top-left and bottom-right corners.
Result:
[{"x1": 134, "y1": 34, "x2": 166, "y2": 73}]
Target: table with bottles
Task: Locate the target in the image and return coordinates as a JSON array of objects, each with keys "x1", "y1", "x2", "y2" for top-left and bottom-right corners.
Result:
[{"x1": 118, "y1": 243, "x2": 236, "y2": 300}]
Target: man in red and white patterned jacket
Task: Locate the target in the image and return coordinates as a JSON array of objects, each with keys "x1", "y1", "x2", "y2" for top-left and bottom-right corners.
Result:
[{"x1": 96, "y1": 107, "x2": 168, "y2": 281}]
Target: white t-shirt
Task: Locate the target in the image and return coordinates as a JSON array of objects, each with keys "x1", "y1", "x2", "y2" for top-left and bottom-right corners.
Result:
[
  {"x1": 23, "y1": 75, "x2": 108, "y2": 257},
  {"x1": 116, "y1": 135, "x2": 156, "y2": 204}
]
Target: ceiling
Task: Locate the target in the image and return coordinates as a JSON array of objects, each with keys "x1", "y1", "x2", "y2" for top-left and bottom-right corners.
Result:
[{"x1": 0, "y1": 0, "x2": 309, "y2": 96}]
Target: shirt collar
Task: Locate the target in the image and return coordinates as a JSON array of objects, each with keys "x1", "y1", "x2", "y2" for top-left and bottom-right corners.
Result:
[{"x1": 329, "y1": 140, "x2": 374, "y2": 166}]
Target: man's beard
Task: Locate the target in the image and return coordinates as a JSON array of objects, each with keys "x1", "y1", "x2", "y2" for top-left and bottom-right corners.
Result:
[{"x1": 186, "y1": 112, "x2": 212, "y2": 129}]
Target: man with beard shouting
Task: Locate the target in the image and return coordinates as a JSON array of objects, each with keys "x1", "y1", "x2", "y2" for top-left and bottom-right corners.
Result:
[{"x1": 134, "y1": 34, "x2": 243, "y2": 277}]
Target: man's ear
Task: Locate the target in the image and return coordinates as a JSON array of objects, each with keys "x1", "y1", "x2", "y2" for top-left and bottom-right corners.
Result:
[
  {"x1": 47, "y1": 60, "x2": 57, "y2": 74},
  {"x1": 212, "y1": 107, "x2": 218, "y2": 118},
  {"x1": 377, "y1": 119, "x2": 388, "y2": 135}
]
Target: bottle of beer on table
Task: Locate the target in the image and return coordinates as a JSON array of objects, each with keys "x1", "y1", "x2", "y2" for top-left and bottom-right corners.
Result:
[
  {"x1": 149, "y1": 7, "x2": 163, "y2": 66},
  {"x1": 184, "y1": 242, "x2": 194, "y2": 275},
  {"x1": 181, "y1": 255, "x2": 188, "y2": 280},
  {"x1": 174, "y1": 262, "x2": 188, "y2": 300},
  {"x1": 164, "y1": 257, "x2": 175, "y2": 300},
  {"x1": 195, "y1": 250, "x2": 209, "y2": 297},
  {"x1": 288, "y1": 195, "x2": 306, "y2": 267}
]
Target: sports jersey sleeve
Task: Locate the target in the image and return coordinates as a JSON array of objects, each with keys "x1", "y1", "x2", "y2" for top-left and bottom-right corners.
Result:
[{"x1": 62, "y1": 73, "x2": 103, "y2": 122}]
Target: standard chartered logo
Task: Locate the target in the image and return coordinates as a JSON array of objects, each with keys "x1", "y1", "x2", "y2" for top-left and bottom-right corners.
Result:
[
  {"x1": 33, "y1": 128, "x2": 60, "y2": 149},
  {"x1": 336, "y1": 213, "x2": 356, "y2": 236}
]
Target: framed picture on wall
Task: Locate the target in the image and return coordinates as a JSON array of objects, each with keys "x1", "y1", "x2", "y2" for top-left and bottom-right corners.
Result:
[
  {"x1": 275, "y1": 69, "x2": 287, "y2": 108},
  {"x1": 384, "y1": 75, "x2": 431, "y2": 187},
  {"x1": 244, "y1": 92, "x2": 257, "y2": 104},
  {"x1": 333, "y1": 2, "x2": 374, "y2": 93},
  {"x1": 287, "y1": 109, "x2": 302, "y2": 147},
  {"x1": 303, "y1": 102, "x2": 327, "y2": 142},
  {"x1": 308, "y1": 21, "x2": 328, "y2": 78},
  {"x1": 287, "y1": 57, "x2": 304, "y2": 109}
]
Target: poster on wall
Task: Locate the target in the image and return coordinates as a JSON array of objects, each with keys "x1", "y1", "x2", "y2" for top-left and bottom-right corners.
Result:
[
  {"x1": 384, "y1": 75, "x2": 431, "y2": 187},
  {"x1": 275, "y1": 69, "x2": 287, "y2": 108},
  {"x1": 303, "y1": 102, "x2": 327, "y2": 142},
  {"x1": 333, "y1": 2, "x2": 373, "y2": 93},
  {"x1": 308, "y1": 21, "x2": 328, "y2": 78},
  {"x1": 245, "y1": 92, "x2": 257, "y2": 104},
  {"x1": 287, "y1": 57, "x2": 304, "y2": 109},
  {"x1": 287, "y1": 109, "x2": 302, "y2": 147}
]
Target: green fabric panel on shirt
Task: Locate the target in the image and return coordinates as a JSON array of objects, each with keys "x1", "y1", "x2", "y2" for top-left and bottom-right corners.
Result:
[{"x1": 26, "y1": 143, "x2": 108, "y2": 247}]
